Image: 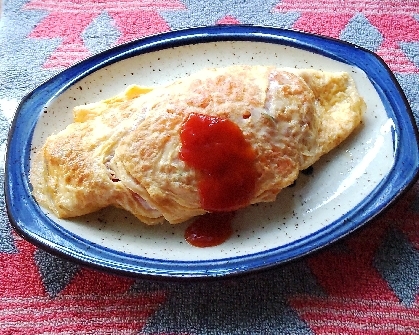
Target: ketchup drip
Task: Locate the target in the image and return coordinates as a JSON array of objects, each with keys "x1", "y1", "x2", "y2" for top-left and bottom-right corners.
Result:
[
  {"x1": 180, "y1": 113, "x2": 258, "y2": 247},
  {"x1": 184, "y1": 212, "x2": 235, "y2": 248}
]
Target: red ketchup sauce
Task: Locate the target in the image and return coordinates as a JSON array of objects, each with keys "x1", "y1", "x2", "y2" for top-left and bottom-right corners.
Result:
[
  {"x1": 180, "y1": 113, "x2": 258, "y2": 247},
  {"x1": 184, "y1": 212, "x2": 235, "y2": 248}
]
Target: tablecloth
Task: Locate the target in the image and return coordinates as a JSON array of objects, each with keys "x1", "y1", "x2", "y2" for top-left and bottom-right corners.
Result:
[{"x1": 1, "y1": 0, "x2": 419, "y2": 334}]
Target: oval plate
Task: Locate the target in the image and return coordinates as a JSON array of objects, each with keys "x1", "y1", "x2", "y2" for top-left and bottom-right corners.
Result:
[{"x1": 5, "y1": 26, "x2": 419, "y2": 279}]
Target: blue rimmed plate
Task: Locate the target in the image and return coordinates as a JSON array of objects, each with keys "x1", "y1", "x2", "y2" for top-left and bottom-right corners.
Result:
[{"x1": 5, "y1": 26, "x2": 419, "y2": 279}]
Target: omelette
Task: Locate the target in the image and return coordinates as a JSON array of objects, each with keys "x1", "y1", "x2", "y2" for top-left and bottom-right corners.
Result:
[{"x1": 30, "y1": 65, "x2": 365, "y2": 224}]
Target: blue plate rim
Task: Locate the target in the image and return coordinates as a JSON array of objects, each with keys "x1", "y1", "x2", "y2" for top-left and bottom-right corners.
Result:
[{"x1": 5, "y1": 25, "x2": 419, "y2": 280}]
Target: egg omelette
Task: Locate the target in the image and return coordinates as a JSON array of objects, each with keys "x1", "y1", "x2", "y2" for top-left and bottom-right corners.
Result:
[{"x1": 30, "y1": 65, "x2": 366, "y2": 224}]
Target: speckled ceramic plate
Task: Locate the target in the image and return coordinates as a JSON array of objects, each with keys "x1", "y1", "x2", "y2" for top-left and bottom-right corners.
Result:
[{"x1": 6, "y1": 26, "x2": 419, "y2": 279}]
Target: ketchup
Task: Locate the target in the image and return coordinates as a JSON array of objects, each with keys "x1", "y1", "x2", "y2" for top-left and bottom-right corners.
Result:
[
  {"x1": 180, "y1": 113, "x2": 258, "y2": 212},
  {"x1": 180, "y1": 113, "x2": 258, "y2": 247},
  {"x1": 184, "y1": 212, "x2": 235, "y2": 248}
]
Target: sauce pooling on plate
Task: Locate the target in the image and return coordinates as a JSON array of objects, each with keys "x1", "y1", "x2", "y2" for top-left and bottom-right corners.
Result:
[
  {"x1": 180, "y1": 113, "x2": 258, "y2": 247},
  {"x1": 184, "y1": 212, "x2": 235, "y2": 248}
]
